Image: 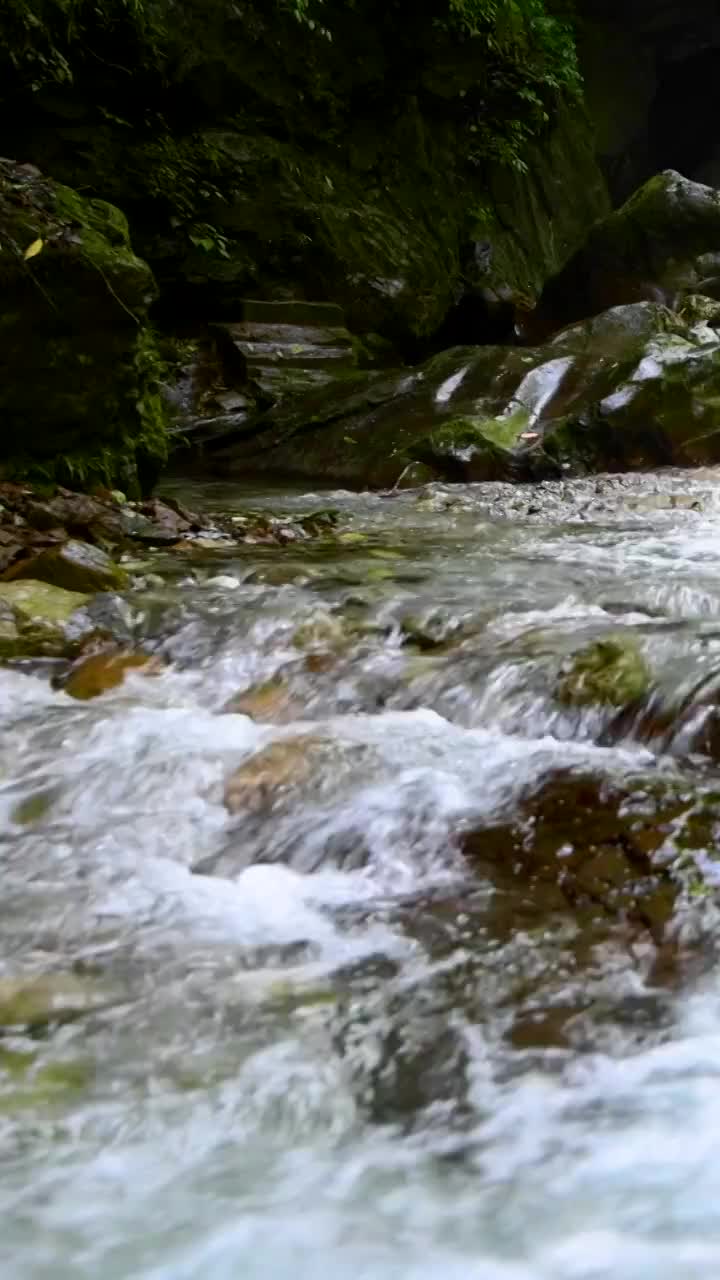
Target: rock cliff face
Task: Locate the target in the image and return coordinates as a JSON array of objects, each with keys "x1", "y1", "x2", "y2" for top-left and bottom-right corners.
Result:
[
  {"x1": 577, "y1": 0, "x2": 720, "y2": 200},
  {"x1": 0, "y1": 1, "x2": 609, "y2": 347},
  {"x1": 0, "y1": 1, "x2": 719, "y2": 489}
]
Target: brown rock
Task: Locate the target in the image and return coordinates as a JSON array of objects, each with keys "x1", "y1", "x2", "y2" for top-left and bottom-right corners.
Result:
[
  {"x1": 223, "y1": 678, "x2": 299, "y2": 722},
  {"x1": 224, "y1": 736, "x2": 326, "y2": 813},
  {"x1": 63, "y1": 651, "x2": 161, "y2": 700},
  {"x1": 21, "y1": 492, "x2": 107, "y2": 534},
  {"x1": 156, "y1": 495, "x2": 203, "y2": 527},
  {"x1": 0, "y1": 531, "x2": 23, "y2": 575},
  {"x1": 458, "y1": 771, "x2": 704, "y2": 939},
  {"x1": 136, "y1": 498, "x2": 193, "y2": 539}
]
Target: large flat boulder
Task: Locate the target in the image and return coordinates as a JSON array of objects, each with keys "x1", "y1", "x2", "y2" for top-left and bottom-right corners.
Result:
[{"x1": 205, "y1": 299, "x2": 720, "y2": 486}]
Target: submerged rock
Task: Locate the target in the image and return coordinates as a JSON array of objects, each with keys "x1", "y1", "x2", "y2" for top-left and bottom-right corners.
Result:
[
  {"x1": 459, "y1": 770, "x2": 717, "y2": 939},
  {"x1": 224, "y1": 736, "x2": 327, "y2": 814},
  {"x1": 223, "y1": 678, "x2": 299, "y2": 723},
  {"x1": 0, "y1": 973, "x2": 113, "y2": 1030},
  {"x1": 602, "y1": 665, "x2": 720, "y2": 763},
  {"x1": 63, "y1": 650, "x2": 160, "y2": 700},
  {"x1": 557, "y1": 635, "x2": 653, "y2": 708}
]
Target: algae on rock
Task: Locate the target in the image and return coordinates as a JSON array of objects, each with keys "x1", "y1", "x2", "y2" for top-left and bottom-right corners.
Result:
[
  {"x1": 557, "y1": 635, "x2": 653, "y2": 709},
  {"x1": 0, "y1": 2, "x2": 608, "y2": 347}
]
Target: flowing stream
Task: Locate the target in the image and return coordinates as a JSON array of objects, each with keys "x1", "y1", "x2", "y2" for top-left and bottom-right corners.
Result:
[{"x1": 5, "y1": 468, "x2": 720, "y2": 1278}]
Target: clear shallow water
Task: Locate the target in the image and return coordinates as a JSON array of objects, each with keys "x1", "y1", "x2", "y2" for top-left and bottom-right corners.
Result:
[{"x1": 4, "y1": 470, "x2": 720, "y2": 1277}]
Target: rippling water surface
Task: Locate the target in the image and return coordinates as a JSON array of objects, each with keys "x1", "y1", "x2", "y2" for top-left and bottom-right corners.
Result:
[{"x1": 4, "y1": 469, "x2": 720, "y2": 1278}]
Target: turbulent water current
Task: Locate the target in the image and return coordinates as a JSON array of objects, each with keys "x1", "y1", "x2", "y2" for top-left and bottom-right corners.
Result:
[{"x1": 5, "y1": 469, "x2": 720, "y2": 1278}]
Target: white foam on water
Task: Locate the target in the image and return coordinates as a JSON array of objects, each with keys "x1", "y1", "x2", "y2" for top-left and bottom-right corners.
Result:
[{"x1": 6, "y1": 473, "x2": 720, "y2": 1278}]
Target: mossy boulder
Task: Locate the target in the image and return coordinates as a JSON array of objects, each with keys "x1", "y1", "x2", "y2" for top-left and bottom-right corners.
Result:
[
  {"x1": 0, "y1": 159, "x2": 167, "y2": 493},
  {"x1": 0, "y1": 580, "x2": 90, "y2": 658},
  {"x1": 8, "y1": 542, "x2": 128, "y2": 596},
  {"x1": 526, "y1": 170, "x2": 720, "y2": 340},
  {"x1": 557, "y1": 635, "x2": 653, "y2": 708},
  {"x1": 8, "y1": 539, "x2": 128, "y2": 594}
]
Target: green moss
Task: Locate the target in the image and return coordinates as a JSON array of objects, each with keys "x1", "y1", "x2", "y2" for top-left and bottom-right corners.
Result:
[
  {"x1": 557, "y1": 635, "x2": 653, "y2": 708},
  {"x1": 0, "y1": 1, "x2": 607, "y2": 344},
  {"x1": 0, "y1": 1049, "x2": 94, "y2": 1114},
  {"x1": 0, "y1": 159, "x2": 169, "y2": 493},
  {"x1": 406, "y1": 409, "x2": 531, "y2": 479},
  {"x1": 133, "y1": 326, "x2": 171, "y2": 463},
  {"x1": 435, "y1": 410, "x2": 530, "y2": 450}
]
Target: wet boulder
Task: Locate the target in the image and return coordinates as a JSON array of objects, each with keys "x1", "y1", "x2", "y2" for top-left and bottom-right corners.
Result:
[
  {"x1": 204, "y1": 345, "x2": 562, "y2": 486},
  {"x1": 557, "y1": 634, "x2": 653, "y2": 709},
  {"x1": 459, "y1": 770, "x2": 718, "y2": 938},
  {"x1": 6, "y1": 539, "x2": 128, "y2": 594},
  {"x1": 525, "y1": 170, "x2": 720, "y2": 340},
  {"x1": 602, "y1": 666, "x2": 720, "y2": 762},
  {"x1": 62, "y1": 651, "x2": 160, "y2": 700},
  {"x1": 223, "y1": 736, "x2": 327, "y2": 814},
  {"x1": 0, "y1": 580, "x2": 90, "y2": 657},
  {"x1": 207, "y1": 300, "x2": 720, "y2": 485}
]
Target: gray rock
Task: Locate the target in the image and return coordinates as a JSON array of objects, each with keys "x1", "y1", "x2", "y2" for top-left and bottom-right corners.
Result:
[{"x1": 9, "y1": 539, "x2": 129, "y2": 594}]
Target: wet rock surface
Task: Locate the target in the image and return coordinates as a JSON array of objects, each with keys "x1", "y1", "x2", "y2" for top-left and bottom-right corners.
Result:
[
  {"x1": 557, "y1": 635, "x2": 653, "y2": 708},
  {"x1": 6, "y1": 539, "x2": 129, "y2": 594},
  {"x1": 0, "y1": 482, "x2": 352, "y2": 663},
  {"x1": 458, "y1": 769, "x2": 705, "y2": 940},
  {"x1": 199, "y1": 298, "x2": 720, "y2": 487}
]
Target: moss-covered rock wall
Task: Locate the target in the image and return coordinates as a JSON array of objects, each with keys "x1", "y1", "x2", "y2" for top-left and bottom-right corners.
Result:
[
  {"x1": 0, "y1": 159, "x2": 167, "y2": 493},
  {"x1": 0, "y1": 1, "x2": 609, "y2": 348}
]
